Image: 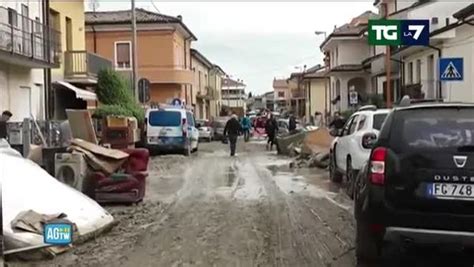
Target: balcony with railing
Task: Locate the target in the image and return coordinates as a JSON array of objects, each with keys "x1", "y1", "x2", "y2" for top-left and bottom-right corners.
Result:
[
  {"x1": 64, "y1": 51, "x2": 112, "y2": 84},
  {"x1": 0, "y1": 6, "x2": 61, "y2": 68}
]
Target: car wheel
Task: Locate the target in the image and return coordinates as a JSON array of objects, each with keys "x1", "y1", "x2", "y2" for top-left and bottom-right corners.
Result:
[
  {"x1": 183, "y1": 144, "x2": 191, "y2": 156},
  {"x1": 346, "y1": 158, "x2": 357, "y2": 199},
  {"x1": 356, "y1": 219, "x2": 383, "y2": 264},
  {"x1": 329, "y1": 151, "x2": 343, "y2": 183}
]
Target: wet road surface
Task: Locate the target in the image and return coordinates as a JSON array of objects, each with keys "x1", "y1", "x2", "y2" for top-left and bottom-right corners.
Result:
[{"x1": 10, "y1": 139, "x2": 474, "y2": 267}]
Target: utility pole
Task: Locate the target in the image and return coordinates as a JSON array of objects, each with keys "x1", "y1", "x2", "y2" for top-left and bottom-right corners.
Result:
[
  {"x1": 131, "y1": 0, "x2": 138, "y2": 101},
  {"x1": 383, "y1": 1, "x2": 392, "y2": 108}
]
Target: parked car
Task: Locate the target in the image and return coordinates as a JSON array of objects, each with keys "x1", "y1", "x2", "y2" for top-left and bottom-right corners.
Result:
[
  {"x1": 329, "y1": 105, "x2": 390, "y2": 198},
  {"x1": 196, "y1": 119, "x2": 214, "y2": 142},
  {"x1": 145, "y1": 105, "x2": 199, "y2": 156},
  {"x1": 353, "y1": 99, "x2": 474, "y2": 264},
  {"x1": 212, "y1": 117, "x2": 229, "y2": 141}
]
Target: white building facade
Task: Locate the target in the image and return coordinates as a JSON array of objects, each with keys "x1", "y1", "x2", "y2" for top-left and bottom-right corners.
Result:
[
  {"x1": 392, "y1": 2, "x2": 473, "y2": 102},
  {"x1": 321, "y1": 11, "x2": 378, "y2": 112},
  {"x1": 0, "y1": 0, "x2": 60, "y2": 121},
  {"x1": 221, "y1": 78, "x2": 247, "y2": 111}
]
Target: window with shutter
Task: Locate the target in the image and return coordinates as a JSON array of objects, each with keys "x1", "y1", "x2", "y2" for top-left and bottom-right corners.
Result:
[{"x1": 115, "y1": 42, "x2": 131, "y2": 69}]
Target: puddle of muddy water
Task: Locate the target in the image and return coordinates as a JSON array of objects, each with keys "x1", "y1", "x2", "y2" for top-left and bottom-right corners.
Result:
[{"x1": 265, "y1": 161, "x2": 352, "y2": 211}]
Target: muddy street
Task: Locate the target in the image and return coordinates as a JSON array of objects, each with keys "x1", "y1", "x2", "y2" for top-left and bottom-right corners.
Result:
[
  {"x1": 113, "y1": 140, "x2": 355, "y2": 267},
  {"x1": 9, "y1": 139, "x2": 474, "y2": 267}
]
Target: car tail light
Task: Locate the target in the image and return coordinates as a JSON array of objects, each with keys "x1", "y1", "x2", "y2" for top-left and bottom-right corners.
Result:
[
  {"x1": 370, "y1": 147, "x2": 387, "y2": 185},
  {"x1": 362, "y1": 133, "x2": 377, "y2": 149},
  {"x1": 182, "y1": 118, "x2": 187, "y2": 137},
  {"x1": 369, "y1": 223, "x2": 385, "y2": 233}
]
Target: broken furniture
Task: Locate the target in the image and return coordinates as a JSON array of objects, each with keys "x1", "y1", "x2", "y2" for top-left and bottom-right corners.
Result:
[
  {"x1": 102, "y1": 116, "x2": 139, "y2": 149},
  {"x1": 91, "y1": 148, "x2": 149, "y2": 204}
]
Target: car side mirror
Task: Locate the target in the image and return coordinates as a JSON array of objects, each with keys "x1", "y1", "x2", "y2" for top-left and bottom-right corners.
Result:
[
  {"x1": 330, "y1": 129, "x2": 340, "y2": 137},
  {"x1": 362, "y1": 133, "x2": 378, "y2": 149}
]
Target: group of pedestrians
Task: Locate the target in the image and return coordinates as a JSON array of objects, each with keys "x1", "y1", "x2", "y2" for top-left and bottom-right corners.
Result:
[{"x1": 223, "y1": 112, "x2": 283, "y2": 156}]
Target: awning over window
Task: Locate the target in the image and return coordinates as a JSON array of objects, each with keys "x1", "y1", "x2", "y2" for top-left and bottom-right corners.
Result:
[{"x1": 54, "y1": 81, "x2": 97, "y2": 101}]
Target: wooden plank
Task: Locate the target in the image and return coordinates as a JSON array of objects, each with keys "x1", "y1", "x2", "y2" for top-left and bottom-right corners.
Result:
[
  {"x1": 71, "y1": 138, "x2": 129, "y2": 160},
  {"x1": 66, "y1": 110, "x2": 98, "y2": 145}
]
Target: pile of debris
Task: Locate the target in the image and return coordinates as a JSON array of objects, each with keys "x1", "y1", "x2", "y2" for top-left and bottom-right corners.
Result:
[
  {"x1": 1, "y1": 139, "x2": 115, "y2": 260},
  {"x1": 276, "y1": 127, "x2": 334, "y2": 169}
]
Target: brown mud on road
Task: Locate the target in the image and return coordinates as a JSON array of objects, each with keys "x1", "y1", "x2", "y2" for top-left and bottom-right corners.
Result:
[{"x1": 7, "y1": 140, "x2": 356, "y2": 267}]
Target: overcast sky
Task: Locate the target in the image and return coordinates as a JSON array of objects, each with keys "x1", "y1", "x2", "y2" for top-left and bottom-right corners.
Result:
[{"x1": 87, "y1": 1, "x2": 377, "y2": 94}]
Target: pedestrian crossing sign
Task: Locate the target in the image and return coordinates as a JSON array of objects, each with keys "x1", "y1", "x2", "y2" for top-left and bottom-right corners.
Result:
[{"x1": 439, "y1": 58, "x2": 463, "y2": 81}]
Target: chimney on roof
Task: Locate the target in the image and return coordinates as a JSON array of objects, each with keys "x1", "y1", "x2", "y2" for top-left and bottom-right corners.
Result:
[{"x1": 177, "y1": 15, "x2": 182, "y2": 21}]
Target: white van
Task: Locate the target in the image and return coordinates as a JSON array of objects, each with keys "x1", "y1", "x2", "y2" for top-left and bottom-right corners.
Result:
[{"x1": 145, "y1": 106, "x2": 199, "y2": 156}]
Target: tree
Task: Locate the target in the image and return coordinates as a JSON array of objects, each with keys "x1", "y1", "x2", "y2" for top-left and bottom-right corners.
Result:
[
  {"x1": 248, "y1": 92, "x2": 253, "y2": 98},
  {"x1": 94, "y1": 69, "x2": 144, "y2": 122}
]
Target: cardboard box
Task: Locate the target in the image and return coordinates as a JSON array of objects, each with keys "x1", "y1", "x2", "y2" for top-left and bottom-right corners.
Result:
[{"x1": 106, "y1": 116, "x2": 128, "y2": 128}]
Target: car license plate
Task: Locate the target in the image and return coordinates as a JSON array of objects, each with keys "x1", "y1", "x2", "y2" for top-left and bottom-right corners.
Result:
[{"x1": 427, "y1": 183, "x2": 474, "y2": 199}]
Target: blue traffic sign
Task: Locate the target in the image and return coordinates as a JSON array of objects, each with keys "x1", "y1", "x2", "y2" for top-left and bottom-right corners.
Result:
[
  {"x1": 171, "y1": 98, "x2": 182, "y2": 107},
  {"x1": 439, "y1": 58, "x2": 463, "y2": 81}
]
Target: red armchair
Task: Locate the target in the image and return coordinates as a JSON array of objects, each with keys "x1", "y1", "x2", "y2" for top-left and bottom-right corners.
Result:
[{"x1": 91, "y1": 148, "x2": 149, "y2": 204}]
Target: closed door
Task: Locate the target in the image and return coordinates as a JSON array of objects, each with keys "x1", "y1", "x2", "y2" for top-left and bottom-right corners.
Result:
[{"x1": 11, "y1": 87, "x2": 31, "y2": 122}]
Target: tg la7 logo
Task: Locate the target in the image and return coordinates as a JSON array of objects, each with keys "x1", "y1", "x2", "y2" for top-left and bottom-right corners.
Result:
[{"x1": 368, "y1": 19, "x2": 430, "y2": 46}]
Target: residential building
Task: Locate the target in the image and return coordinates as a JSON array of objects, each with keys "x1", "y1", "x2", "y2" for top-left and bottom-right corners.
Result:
[
  {"x1": 0, "y1": 0, "x2": 61, "y2": 121},
  {"x1": 208, "y1": 64, "x2": 225, "y2": 119},
  {"x1": 303, "y1": 65, "x2": 330, "y2": 123},
  {"x1": 273, "y1": 78, "x2": 290, "y2": 112},
  {"x1": 288, "y1": 72, "x2": 306, "y2": 117},
  {"x1": 85, "y1": 9, "x2": 197, "y2": 105},
  {"x1": 221, "y1": 77, "x2": 247, "y2": 114},
  {"x1": 49, "y1": 0, "x2": 111, "y2": 119},
  {"x1": 246, "y1": 94, "x2": 266, "y2": 111},
  {"x1": 390, "y1": 2, "x2": 473, "y2": 102},
  {"x1": 320, "y1": 11, "x2": 378, "y2": 112},
  {"x1": 191, "y1": 49, "x2": 212, "y2": 120},
  {"x1": 263, "y1": 91, "x2": 275, "y2": 111}
]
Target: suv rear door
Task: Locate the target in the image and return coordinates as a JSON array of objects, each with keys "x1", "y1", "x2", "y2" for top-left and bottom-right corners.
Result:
[
  {"x1": 383, "y1": 106, "x2": 474, "y2": 215},
  {"x1": 336, "y1": 114, "x2": 359, "y2": 172}
]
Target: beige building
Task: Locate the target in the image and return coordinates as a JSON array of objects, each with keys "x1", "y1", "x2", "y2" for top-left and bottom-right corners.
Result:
[
  {"x1": 50, "y1": 0, "x2": 111, "y2": 119},
  {"x1": 303, "y1": 65, "x2": 330, "y2": 124},
  {"x1": 191, "y1": 49, "x2": 212, "y2": 120},
  {"x1": 273, "y1": 78, "x2": 290, "y2": 112},
  {"x1": 208, "y1": 64, "x2": 225, "y2": 119}
]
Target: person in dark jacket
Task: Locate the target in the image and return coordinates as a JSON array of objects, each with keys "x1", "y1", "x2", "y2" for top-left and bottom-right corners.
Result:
[
  {"x1": 288, "y1": 114, "x2": 297, "y2": 133},
  {"x1": 224, "y1": 114, "x2": 242, "y2": 156},
  {"x1": 329, "y1": 112, "x2": 345, "y2": 134},
  {"x1": 265, "y1": 114, "x2": 279, "y2": 151},
  {"x1": 0, "y1": 110, "x2": 12, "y2": 140}
]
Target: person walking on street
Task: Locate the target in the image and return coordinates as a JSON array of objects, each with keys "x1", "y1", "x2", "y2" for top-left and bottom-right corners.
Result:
[
  {"x1": 240, "y1": 114, "x2": 252, "y2": 142},
  {"x1": 265, "y1": 114, "x2": 279, "y2": 151},
  {"x1": 288, "y1": 114, "x2": 297, "y2": 133},
  {"x1": 329, "y1": 111, "x2": 345, "y2": 135},
  {"x1": 224, "y1": 114, "x2": 242, "y2": 156},
  {"x1": 0, "y1": 110, "x2": 12, "y2": 140}
]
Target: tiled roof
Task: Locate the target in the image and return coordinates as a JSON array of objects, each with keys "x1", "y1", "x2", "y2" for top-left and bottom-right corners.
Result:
[
  {"x1": 273, "y1": 79, "x2": 288, "y2": 88},
  {"x1": 329, "y1": 64, "x2": 367, "y2": 73},
  {"x1": 86, "y1": 8, "x2": 179, "y2": 24},
  {"x1": 320, "y1": 11, "x2": 378, "y2": 49},
  {"x1": 222, "y1": 77, "x2": 245, "y2": 88},
  {"x1": 453, "y1": 4, "x2": 474, "y2": 20},
  {"x1": 85, "y1": 8, "x2": 197, "y2": 40},
  {"x1": 191, "y1": 49, "x2": 213, "y2": 69},
  {"x1": 303, "y1": 66, "x2": 329, "y2": 79}
]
